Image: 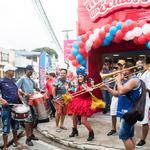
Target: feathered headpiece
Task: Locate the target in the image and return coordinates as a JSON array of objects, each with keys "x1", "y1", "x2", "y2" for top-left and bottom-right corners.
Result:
[{"x1": 76, "y1": 67, "x2": 87, "y2": 77}]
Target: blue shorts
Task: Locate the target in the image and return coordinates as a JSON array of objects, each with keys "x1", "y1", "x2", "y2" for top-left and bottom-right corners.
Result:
[
  {"x1": 1, "y1": 106, "x2": 19, "y2": 134},
  {"x1": 119, "y1": 118, "x2": 134, "y2": 140}
]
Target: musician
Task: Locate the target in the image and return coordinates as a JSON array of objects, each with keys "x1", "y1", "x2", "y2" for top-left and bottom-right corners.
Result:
[
  {"x1": 68, "y1": 67, "x2": 97, "y2": 141},
  {"x1": 52, "y1": 68, "x2": 71, "y2": 132},
  {"x1": 100, "y1": 62, "x2": 145, "y2": 150},
  {"x1": 136, "y1": 59, "x2": 150, "y2": 147},
  {"x1": 16, "y1": 65, "x2": 39, "y2": 146},
  {"x1": 0, "y1": 64, "x2": 24, "y2": 150}
]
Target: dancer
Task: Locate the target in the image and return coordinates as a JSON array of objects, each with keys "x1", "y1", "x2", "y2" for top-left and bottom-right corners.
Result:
[{"x1": 68, "y1": 67, "x2": 96, "y2": 141}]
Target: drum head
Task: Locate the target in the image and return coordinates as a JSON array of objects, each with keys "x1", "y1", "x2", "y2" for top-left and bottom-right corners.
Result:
[{"x1": 12, "y1": 104, "x2": 30, "y2": 113}]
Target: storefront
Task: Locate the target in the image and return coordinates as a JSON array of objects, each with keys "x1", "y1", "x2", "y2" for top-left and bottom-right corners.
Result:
[{"x1": 68, "y1": 0, "x2": 150, "y2": 93}]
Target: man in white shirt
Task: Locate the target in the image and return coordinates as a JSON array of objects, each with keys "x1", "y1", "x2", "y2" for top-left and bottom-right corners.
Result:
[{"x1": 136, "y1": 58, "x2": 150, "y2": 147}]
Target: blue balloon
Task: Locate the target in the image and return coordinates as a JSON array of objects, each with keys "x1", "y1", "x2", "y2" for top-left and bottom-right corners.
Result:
[
  {"x1": 102, "y1": 39, "x2": 110, "y2": 46},
  {"x1": 116, "y1": 22, "x2": 123, "y2": 30},
  {"x1": 76, "y1": 54, "x2": 83, "y2": 63},
  {"x1": 80, "y1": 60, "x2": 87, "y2": 67},
  {"x1": 76, "y1": 37, "x2": 81, "y2": 42},
  {"x1": 105, "y1": 33, "x2": 113, "y2": 42},
  {"x1": 72, "y1": 42, "x2": 79, "y2": 49},
  {"x1": 72, "y1": 48, "x2": 78, "y2": 56},
  {"x1": 126, "y1": 19, "x2": 132, "y2": 24},
  {"x1": 109, "y1": 26, "x2": 117, "y2": 35},
  {"x1": 146, "y1": 41, "x2": 150, "y2": 49}
]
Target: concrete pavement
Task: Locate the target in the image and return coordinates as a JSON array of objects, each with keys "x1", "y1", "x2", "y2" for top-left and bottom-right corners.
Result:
[{"x1": 37, "y1": 112, "x2": 150, "y2": 150}]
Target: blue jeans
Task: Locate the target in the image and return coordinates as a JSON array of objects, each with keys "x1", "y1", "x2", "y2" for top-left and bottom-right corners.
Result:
[
  {"x1": 119, "y1": 118, "x2": 134, "y2": 140},
  {"x1": 102, "y1": 90, "x2": 112, "y2": 110},
  {"x1": 1, "y1": 106, "x2": 19, "y2": 134}
]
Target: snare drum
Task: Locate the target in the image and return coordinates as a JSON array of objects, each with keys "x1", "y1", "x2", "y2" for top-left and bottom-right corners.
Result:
[{"x1": 11, "y1": 104, "x2": 30, "y2": 121}]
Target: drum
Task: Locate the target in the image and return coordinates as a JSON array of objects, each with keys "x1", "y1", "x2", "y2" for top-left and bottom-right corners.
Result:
[
  {"x1": 11, "y1": 104, "x2": 30, "y2": 121},
  {"x1": 31, "y1": 93, "x2": 49, "y2": 123},
  {"x1": 43, "y1": 94, "x2": 50, "y2": 115}
]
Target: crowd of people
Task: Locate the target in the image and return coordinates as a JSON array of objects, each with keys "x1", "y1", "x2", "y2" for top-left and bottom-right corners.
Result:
[{"x1": 0, "y1": 56, "x2": 149, "y2": 150}]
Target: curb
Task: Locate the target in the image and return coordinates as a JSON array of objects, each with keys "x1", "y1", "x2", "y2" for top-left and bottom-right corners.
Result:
[{"x1": 37, "y1": 127, "x2": 120, "y2": 150}]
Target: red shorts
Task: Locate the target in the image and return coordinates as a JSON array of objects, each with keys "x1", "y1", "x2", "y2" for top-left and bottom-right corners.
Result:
[{"x1": 54, "y1": 100, "x2": 67, "y2": 116}]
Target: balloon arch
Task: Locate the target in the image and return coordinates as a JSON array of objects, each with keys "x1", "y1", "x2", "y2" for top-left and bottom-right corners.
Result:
[{"x1": 68, "y1": 19, "x2": 150, "y2": 69}]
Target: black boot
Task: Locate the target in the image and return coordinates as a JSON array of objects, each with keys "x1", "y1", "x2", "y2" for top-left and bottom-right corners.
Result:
[
  {"x1": 87, "y1": 130, "x2": 94, "y2": 141},
  {"x1": 69, "y1": 128, "x2": 78, "y2": 137}
]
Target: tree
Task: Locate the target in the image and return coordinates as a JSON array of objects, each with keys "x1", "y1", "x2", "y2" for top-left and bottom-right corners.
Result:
[{"x1": 32, "y1": 47, "x2": 58, "y2": 58}]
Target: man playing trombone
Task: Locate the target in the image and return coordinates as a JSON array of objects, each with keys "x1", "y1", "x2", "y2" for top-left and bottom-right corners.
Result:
[{"x1": 100, "y1": 62, "x2": 146, "y2": 150}]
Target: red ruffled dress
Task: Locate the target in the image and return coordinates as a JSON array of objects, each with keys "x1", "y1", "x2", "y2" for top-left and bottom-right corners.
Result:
[{"x1": 68, "y1": 83, "x2": 97, "y2": 117}]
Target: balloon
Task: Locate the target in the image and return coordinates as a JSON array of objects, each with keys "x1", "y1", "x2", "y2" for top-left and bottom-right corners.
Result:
[
  {"x1": 93, "y1": 38, "x2": 102, "y2": 48},
  {"x1": 99, "y1": 29, "x2": 106, "y2": 40},
  {"x1": 115, "y1": 30, "x2": 124, "y2": 39},
  {"x1": 85, "y1": 39, "x2": 93, "y2": 52},
  {"x1": 80, "y1": 60, "x2": 87, "y2": 67},
  {"x1": 138, "y1": 35, "x2": 146, "y2": 44},
  {"x1": 105, "y1": 33, "x2": 113, "y2": 42},
  {"x1": 145, "y1": 32, "x2": 150, "y2": 40},
  {"x1": 78, "y1": 41, "x2": 85, "y2": 48},
  {"x1": 121, "y1": 23, "x2": 129, "y2": 33},
  {"x1": 132, "y1": 27, "x2": 142, "y2": 37},
  {"x1": 109, "y1": 26, "x2": 117, "y2": 36},
  {"x1": 78, "y1": 48, "x2": 85, "y2": 54},
  {"x1": 133, "y1": 37, "x2": 139, "y2": 44},
  {"x1": 102, "y1": 39, "x2": 110, "y2": 46},
  {"x1": 104, "y1": 24, "x2": 111, "y2": 32},
  {"x1": 116, "y1": 22, "x2": 123, "y2": 30},
  {"x1": 82, "y1": 35, "x2": 88, "y2": 43},
  {"x1": 89, "y1": 34, "x2": 97, "y2": 42},
  {"x1": 142, "y1": 24, "x2": 150, "y2": 34},
  {"x1": 72, "y1": 59, "x2": 79, "y2": 67},
  {"x1": 129, "y1": 21, "x2": 137, "y2": 30},
  {"x1": 68, "y1": 55, "x2": 75, "y2": 61},
  {"x1": 146, "y1": 41, "x2": 150, "y2": 49},
  {"x1": 126, "y1": 19, "x2": 132, "y2": 24},
  {"x1": 76, "y1": 54, "x2": 83, "y2": 63},
  {"x1": 94, "y1": 28, "x2": 101, "y2": 35},
  {"x1": 113, "y1": 36, "x2": 121, "y2": 43},
  {"x1": 111, "y1": 20, "x2": 118, "y2": 26},
  {"x1": 72, "y1": 42, "x2": 79, "y2": 49},
  {"x1": 76, "y1": 37, "x2": 81, "y2": 42},
  {"x1": 125, "y1": 31, "x2": 135, "y2": 40},
  {"x1": 72, "y1": 48, "x2": 78, "y2": 56}
]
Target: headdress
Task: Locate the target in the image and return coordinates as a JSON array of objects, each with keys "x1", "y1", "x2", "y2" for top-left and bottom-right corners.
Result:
[{"x1": 76, "y1": 67, "x2": 87, "y2": 77}]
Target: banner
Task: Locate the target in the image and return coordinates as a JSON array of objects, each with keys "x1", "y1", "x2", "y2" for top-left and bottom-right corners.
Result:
[{"x1": 39, "y1": 51, "x2": 51, "y2": 89}]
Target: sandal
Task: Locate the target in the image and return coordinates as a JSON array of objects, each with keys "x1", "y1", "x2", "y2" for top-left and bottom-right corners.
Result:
[
  {"x1": 13, "y1": 142, "x2": 27, "y2": 148},
  {"x1": 60, "y1": 126, "x2": 67, "y2": 130}
]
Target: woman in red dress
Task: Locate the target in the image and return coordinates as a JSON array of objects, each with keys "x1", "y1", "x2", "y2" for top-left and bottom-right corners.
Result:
[{"x1": 68, "y1": 68, "x2": 96, "y2": 141}]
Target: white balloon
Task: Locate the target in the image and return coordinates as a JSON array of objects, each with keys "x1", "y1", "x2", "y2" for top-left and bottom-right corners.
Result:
[
  {"x1": 125, "y1": 31, "x2": 135, "y2": 40},
  {"x1": 94, "y1": 28, "x2": 101, "y2": 34},
  {"x1": 89, "y1": 34, "x2": 96, "y2": 42},
  {"x1": 85, "y1": 39, "x2": 92, "y2": 52},
  {"x1": 142, "y1": 24, "x2": 150, "y2": 34},
  {"x1": 132, "y1": 27, "x2": 142, "y2": 37}
]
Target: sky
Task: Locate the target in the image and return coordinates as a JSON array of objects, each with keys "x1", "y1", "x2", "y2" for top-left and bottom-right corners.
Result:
[{"x1": 0, "y1": 0, "x2": 77, "y2": 52}]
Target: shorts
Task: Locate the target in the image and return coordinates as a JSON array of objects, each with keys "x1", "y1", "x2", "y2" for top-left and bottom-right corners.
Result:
[
  {"x1": 119, "y1": 118, "x2": 134, "y2": 140},
  {"x1": 1, "y1": 106, "x2": 19, "y2": 134},
  {"x1": 110, "y1": 96, "x2": 118, "y2": 116},
  {"x1": 140, "y1": 105, "x2": 150, "y2": 124},
  {"x1": 54, "y1": 100, "x2": 67, "y2": 116}
]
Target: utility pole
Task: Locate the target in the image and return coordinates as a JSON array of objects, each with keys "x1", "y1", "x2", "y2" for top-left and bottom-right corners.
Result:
[{"x1": 62, "y1": 29, "x2": 73, "y2": 40}]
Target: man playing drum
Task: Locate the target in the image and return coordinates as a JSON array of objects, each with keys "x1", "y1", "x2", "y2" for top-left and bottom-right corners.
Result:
[
  {"x1": 16, "y1": 65, "x2": 39, "y2": 146},
  {"x1": 0, "y1": 64, "x2": 25, "y2": 150}
]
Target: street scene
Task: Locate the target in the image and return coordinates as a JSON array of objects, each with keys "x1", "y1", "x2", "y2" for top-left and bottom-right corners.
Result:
[{"x1": 0, "y1": 0, "x2": 150, "y2": 150}]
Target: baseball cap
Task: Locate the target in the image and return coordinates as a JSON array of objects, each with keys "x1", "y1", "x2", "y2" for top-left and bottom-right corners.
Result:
[
  {"x1": 26, "y1": 65, "x2": 34, "y2": 70},
  {"x1": 118, "y1": 59, "x2": 126, "y2": 65},
  {"x1": 3, "y1": 64, "x2": 17, "y2": 72}
]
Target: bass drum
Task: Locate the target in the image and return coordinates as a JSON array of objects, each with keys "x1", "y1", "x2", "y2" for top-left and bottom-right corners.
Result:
[{"x1": 31, "y1": 94, "x2": 49, "y2": 123}]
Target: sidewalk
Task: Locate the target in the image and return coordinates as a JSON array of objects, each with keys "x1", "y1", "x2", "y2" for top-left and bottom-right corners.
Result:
[{"x1": 37, "y1": 113, "x2": 150, "y2": 150}]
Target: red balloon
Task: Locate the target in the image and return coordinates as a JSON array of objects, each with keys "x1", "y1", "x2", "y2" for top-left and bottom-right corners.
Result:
[
  {"x1": 133, "y1": 37, "x2": 139, "y2": 44},
  {"x1": 113, "y1": 36, "x2": 121, "y2": 43},
  {"x1": 115, "y1": 30, "x2": 124, "y2": 40},
  {"x1": 121, "y1": 23, "x2": 129, "y2": 33},
  {"x1": 68, "y1": 55, "x2": 75, "y2": 61},
  {"x1": 129, "y1": 21, "x2": 137, "y2": 30},
  {"x1": 104, "y1": 24, "x2": 111, "y2": 32},
  {"x1": 138, "y1": 20, "x2": 147, "y2": 27},
  {"x1": 81, "y1": 35, "x2": 87, "y2": 43},
  {"x1": 145, "y1": 32, "x2": 150, "y2": 40},
  {"x1": 83, "y1": 52, "x2": 88, "y2": 60},
  {"x1": 72, "y1": 60, "x2": 79, "y2": 67},
  {"x1": 78, "y1": 41, "x2": 85, "y2": 48},
  {"x1": 78, "y1": 48, "x2": 85, "y2": 54},
  {"x1": 99, "y1": 30, "x2": 106, "y2": 40},
  {"x1": 92, "y1": 38, "x2": 102, "y2": 49},
  {"x1": 138, "y1": 35, "x2": 147, "y2": 44}
]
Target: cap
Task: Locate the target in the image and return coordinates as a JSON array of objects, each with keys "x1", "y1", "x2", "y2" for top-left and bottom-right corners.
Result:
[
  {"x1": 26, "y1": 65, "x2": 34, "y2": 70},
  {"x1": 118, "y1": 59, "x2": 126, "y2": 65},
  {"x1": 3, "y1": 64, "x2": 17, "y2": 72}
]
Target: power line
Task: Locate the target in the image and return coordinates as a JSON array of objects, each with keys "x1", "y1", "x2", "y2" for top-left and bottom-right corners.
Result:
[{"x1": 32, "y1": 0, "x2": 63, "y2": 56}]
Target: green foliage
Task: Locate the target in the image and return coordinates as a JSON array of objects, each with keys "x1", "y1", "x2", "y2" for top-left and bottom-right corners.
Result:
[{"x1": 32, "y1": 47, "x2": 58, "y2": 58}]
